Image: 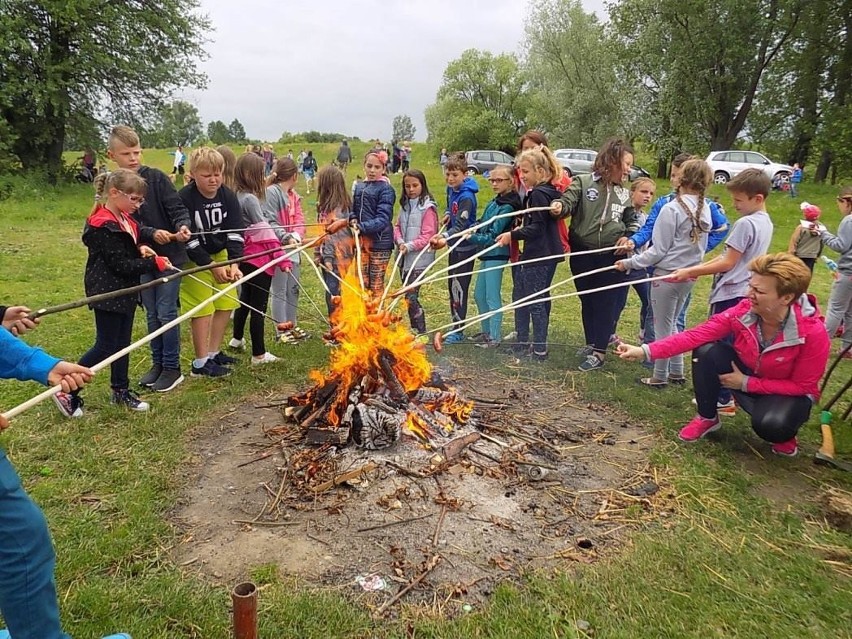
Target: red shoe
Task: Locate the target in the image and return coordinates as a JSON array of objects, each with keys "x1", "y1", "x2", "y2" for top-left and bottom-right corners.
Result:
[
  {"x1": 771, "y1": 437, "x2": 798, "y2": 457},
  {"x1": 678, "y1": 414, "x2": 721, "y2": 442}
]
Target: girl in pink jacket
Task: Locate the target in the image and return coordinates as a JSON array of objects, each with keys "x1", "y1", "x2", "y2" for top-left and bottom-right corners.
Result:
[{"x1": 618, "y1": 253, "x2": 829, "y2": 457}]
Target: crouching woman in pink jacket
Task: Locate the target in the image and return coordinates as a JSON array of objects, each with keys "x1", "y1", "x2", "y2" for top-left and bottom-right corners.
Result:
[{"x1": 618, "y1": 253, "x2": 830, "y2": 457}]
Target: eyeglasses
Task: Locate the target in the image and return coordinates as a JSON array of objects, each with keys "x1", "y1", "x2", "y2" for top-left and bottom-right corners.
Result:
[
  {"x1": 119, "y1": 191, "x2": 145, "y2": 205},
  {"x1": 488, "y1": 178, "x2": 512, "y2": 183}
]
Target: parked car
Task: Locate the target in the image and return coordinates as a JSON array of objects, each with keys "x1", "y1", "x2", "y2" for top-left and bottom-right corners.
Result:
[
  {"x1": 705, "y1": 150, "x2": 793, "y2": 185},
  {"x1": 464, "y1": 150, "x2": 515, "y2": 175},
  {"x1": 553, "y1": 148, "x2": 596, "y2": 177}
]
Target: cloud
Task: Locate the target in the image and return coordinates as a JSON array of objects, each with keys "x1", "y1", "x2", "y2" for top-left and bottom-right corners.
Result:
[{"x1": 180, "y1": 0, "x2": 605, "y2": 142}]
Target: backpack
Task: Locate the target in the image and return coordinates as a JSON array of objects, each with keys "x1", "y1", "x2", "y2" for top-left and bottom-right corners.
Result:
[{"x1": 303, "y1": 156, "x2": 316, "y2": 171}]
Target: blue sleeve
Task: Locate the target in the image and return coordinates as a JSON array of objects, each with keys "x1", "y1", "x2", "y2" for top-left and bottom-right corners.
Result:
[
  {"x1": 630, "y1": 198, "x2": 663, "y2": 248},
  {"x1": 0, "y1": 327, "x2": 59, "y2": 385},
  {"x1": 469, "y1": 203, "x2": 513, "y2": 245},
  {"x1": 707, "y1": 201, "x2": 729, "y2": 251}
]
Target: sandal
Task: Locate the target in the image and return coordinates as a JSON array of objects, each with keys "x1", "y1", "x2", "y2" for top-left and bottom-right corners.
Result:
[
  {"x1": 668, "y1": 376, "x2": 688, "y2": 385},
  {"x1": 291, "y1": 326, "x2": 309, "y2": 340},
  {"x1": 277, "y1": 330, "x2": 299, "y2": 344},
  {"x1": 638, "y1": 377, "x2": 668, "y2": 388}
]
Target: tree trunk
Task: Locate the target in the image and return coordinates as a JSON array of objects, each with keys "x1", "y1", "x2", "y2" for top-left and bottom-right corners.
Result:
[
  {"x1": 814, "y1": 149, "x2": 832, "y2": 183},
  {"x1": 656, "y1": 155, "x2": 668, "y2": 179}
]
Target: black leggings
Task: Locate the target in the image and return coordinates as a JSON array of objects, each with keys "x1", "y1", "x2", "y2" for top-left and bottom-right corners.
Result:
[
  {"x1": 569, "y1": 249, "x2": 629, "y2": 355},
  {"x1": 692, "y1": 342, "x2": 813, "y2": 443},
  {"x1": 448, "y1": 250, "x2": 475, "y2": 332},
  {"x1": 78, "y1": 308, "x2": 135, "y2": 390},
  {"x1": 233, "y1": 262, "x2": 272, "y2": 356}
]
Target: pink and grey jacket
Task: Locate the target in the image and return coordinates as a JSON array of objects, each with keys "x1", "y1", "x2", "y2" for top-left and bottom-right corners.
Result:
[{"x1": 642, "y1": 296, "x2": 830, "y2": 401}]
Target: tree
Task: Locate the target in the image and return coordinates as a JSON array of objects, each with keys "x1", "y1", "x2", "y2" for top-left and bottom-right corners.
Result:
[
  {"x1": 144, "y1": 100, "x2": 203, "y2": 148},
  {"x1": 0, "y1": 1, "x2": 209, "y2": 181},
  {"x1": 392, "y1": 115, "x2": 416, "y2": 142},
  {"x1": 207, "y1": 120, "x2": 231, "y2": 145},
  {"x1": 425, "y1": 49, "x2": 529, "y2": 151},
  {"x1": 523, "y1": 0, "x2": 630, "y2": 148},
  {"x1": 610, "y1": 0, "x2": 801, "y2": 151},
  {"x1": 228, "y1": 119, "x2": 247, "y2": 144}
]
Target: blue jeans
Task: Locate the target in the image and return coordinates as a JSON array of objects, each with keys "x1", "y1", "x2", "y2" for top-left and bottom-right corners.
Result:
[
  {"x1": 0, "y1": 452, "x2": 69, "y2": 639},
  {"x1": 140, "y1": 271, "x2": 182, "y2": 370}
]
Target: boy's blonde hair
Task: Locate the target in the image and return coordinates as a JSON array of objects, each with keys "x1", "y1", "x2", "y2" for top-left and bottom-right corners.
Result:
[
  {"x1": 108, "y1": 125, "x2": 140, "y2": 150},
  {"x1": 189, "y1": 147, "x2": 225, "y2": 175},
  {"x1": 727, "y1": 168, "x2": 771, "y2": 199}
]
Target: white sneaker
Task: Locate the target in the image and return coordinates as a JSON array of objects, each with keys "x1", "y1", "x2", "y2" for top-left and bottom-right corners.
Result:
[
  {"x1": 251, "y1": 352, "x2": 279, "y2": 365},
  {"x1": 228, "y1": 338, "x2": 246, "y2": 350}
]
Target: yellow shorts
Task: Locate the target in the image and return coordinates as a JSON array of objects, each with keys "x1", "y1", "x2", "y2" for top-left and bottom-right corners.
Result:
[{"x1": 180, "y1": 250, "x2": 241, "y2": 318}]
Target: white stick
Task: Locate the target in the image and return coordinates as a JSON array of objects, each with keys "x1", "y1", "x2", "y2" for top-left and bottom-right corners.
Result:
[
  {"x1": 352, "y1": 227, "x2": 366, "y2": 292},
  {"x1": 429, "y1": 263, "x2": 618, "y2": 337},
  {"x1": 379, "y1": 247, "x2": 407, "y2": 308},
  {"x1": 395, "y1": 222, "x2": 447, "y2": 298},
  {"x1": 437, "y1": 273, "x2": 671, "y2": 341},
  {"x1": 1, "y1": 240, "x2": 320, "y2": 422}
]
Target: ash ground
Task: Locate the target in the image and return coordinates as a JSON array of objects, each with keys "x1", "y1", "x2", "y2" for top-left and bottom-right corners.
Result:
[{"x1": 171, "y1": 360, "x2": 670, "y2": 613}]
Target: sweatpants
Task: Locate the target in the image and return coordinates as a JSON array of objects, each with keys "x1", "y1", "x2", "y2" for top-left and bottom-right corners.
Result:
[
  {"x1": 824, "y1": 273, "x2": 852, "y2": 350},
  {"x1": 692, "y1": 342, "x2": 813, "y2": 443},
  {"x1": 0, "y1": 451, "x2": 69, "y2": 639},
  {"x1": 514, "y1": 262, "x2": 557, "y2": 353},
  {"x1": 401, "y1": 267, "x2": 427, "y2": 333},
  {"x1": 650, "y1": 279, "x2": 695, "y2": 380},
  {"x1": 233, "y1": 262, "x2": 272, "y2": 356},
  {"x1": 271, "y1": 262, "x2": 301, "y2": 327},
  {"x1": 570, "y1": 250, "x2": 629, "y2": 355},
  {"x1": 473, "y1": 259, "x2": 507, "y2": 341},
  {"x1": 448, "y1": 249, "x2": 475, "y2": 333},
  {"x1": 78, "y1": 308, "x2": 135, "y2": 390},
  {"x1": 644, "y1": 290, "x2": 689, "y2": 344}
]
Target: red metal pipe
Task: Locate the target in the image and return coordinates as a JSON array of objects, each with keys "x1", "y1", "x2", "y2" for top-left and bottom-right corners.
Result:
[{"x1": 232, "y1": 581, "x2": 258, "y2": 639}]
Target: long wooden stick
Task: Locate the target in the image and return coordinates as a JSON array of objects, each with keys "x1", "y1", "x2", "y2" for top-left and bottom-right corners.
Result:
[
  {"x1": 376, "y1": 555, "x2": 441, "y2": 614},
  {"x1": 2, "y1": 239, "x2": 322, "y2": 422},
  {"x1": 27, "y1": 246, "x2": 284, "y2": 320}
]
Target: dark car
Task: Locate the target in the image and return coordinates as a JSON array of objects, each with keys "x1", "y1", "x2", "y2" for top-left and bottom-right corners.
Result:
[{"x1": 464, "y1": 150, "x2": 515, "y2": 175}]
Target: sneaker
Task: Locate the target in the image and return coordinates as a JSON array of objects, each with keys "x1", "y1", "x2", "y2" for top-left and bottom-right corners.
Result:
[
  {"x1": 771, "y1": 437, "x2": 798, "y2": 457},
  {"x1": 475, "y1": 338, "x2": 499, "y2": 349},
  {"x1": 469, "y1": 332, "x2": 490, "y2": 343},
  {"x1": 139, "y1": 364, "x2": 163, "y2": 388},
  {"x1": 578, "y1": 354, "x2": 604, "y2": 372},
  {"x1": 531, "y1": 350, "x2": 549, "y2": 362},
  {"x1": 691, "y1": 398, "x2": 737, "y2": 416},
  {"x1": 191, "y1": 360, "x2": 231, "y2": 378},
  {"x1": 53, "y1": 391, "x2": 84, "y2": 418},
  {"x1": 111, "y1": 389, "x2": 149, "y2": 412},
  {"x1": 228, "y1": 337, "x2": 246, "y2": 351},
  {"x1": 152, "y1": 368, "x2": 184, "y2": 392},
  {"x1": 678, "y1": 414, "x2": 721, "y2": 441},
  {"x1": 102, "y1": 635, "x2": 132, "y2": 639},
  {"x1": 504, "y1": 342, "x2": 530, "y2": 356},
  {"x1": 576, "y1": 344, "x2": 594, "y2": 357},
  {"x1": 212, "y1": 351, "x2": 237, "y2": 366},
  {"x1": 251, "y1": 352, "x2": 280, "y2": 365},
  {"x1": 443, "y1": 332, "x2": 465, "y2": 344}
]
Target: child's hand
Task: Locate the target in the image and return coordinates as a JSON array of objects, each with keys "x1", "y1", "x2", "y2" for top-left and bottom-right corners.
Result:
[
  {"x1": 153, "y1": 229, "x2": 172, "y2": 244},
  {"x1": 495, "y1": 232, "x2": 511, "y2": 247},
  {"x1": 430, "y1": 235, "x2": 447, "y2": 249},
  {"x1": 139, "y1": 245, "x2": 157, "y2": 258},
  {"x1": 670, "y1": 268, "x2": 692, "y2": 282},
  {"x1": 325, "y1": 219, "x2": 349, "y2": 234},
  {"x1": 211, "y1": 266, "x2": 229, "y2": 283},
  {"x1": 229, "y1": 265, "x2": 242, "y2": 281},
  {"x1": 614, "y1": 260, "x2": 628, "y2": 272},
  {"x1": 616, "y1": 343, "x2": 645, "y2": 362},
  {"x1": 614, "y1": 237, "x2": 634, "y2": 255},
  {"x1": 47, "y1": 361, "x2": 94, "y2": 393},
  {"x1": 550, "y1": 200, "x2": 564, "y2": 217},
  {"x1": 176, "y1": 225, "x2": 192, "y2": 242},
  {"x1": 2, "y1": 306, "x2": 39, "y2": 336},
  {"x1": 398, "y1": 244, "x2": 408, "y2": 254}
]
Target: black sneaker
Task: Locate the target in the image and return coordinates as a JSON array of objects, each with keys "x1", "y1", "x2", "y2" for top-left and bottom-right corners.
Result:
[
  {"x1": 53, "y1": 391, "x2": 84, "y2": 418},
  {"x1": 139, "y1": 364, "x2": 163, "y2": 388},
  {"x1": 191, "y1": 360, "x2": 231, "y2": 378},
  {"x1": 152, "y1": 368, "x2": 185, "y2": 392},
  {"x1": 111, "y1": 389, "x2": 149, "y2": 412},
  {"x1": 212, "y1": 351, "x2": 237, "y2": 366}
]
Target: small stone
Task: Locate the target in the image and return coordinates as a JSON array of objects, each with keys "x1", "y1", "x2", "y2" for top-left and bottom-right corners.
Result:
[
  {"x1": 576, "y1": 619, "x2": 591, "y2": 632},
  {"x1": 430, "y1": 454, "x2": 444, "y2": 466},
  {"x1": 462, "y1": 604, "x2": 473, "y2": 613}
]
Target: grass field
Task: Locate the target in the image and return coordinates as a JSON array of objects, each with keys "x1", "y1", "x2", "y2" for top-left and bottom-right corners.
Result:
[{"x1": 0, "y1": 143, "x2": 850, "y2": 638}]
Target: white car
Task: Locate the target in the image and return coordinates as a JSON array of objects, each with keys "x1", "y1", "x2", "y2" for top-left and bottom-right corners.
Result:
[
  {"x1": 705, "y1": 150, "x2": 793, "y2": 185},
  {"x1": 553, "y1": 148, "x2": 597, "y2": 176}
]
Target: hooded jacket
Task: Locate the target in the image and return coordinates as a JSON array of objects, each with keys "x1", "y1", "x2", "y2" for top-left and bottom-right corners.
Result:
[
  {"x1": 133, "y1": 166, "x2": 192, "y2": 266},
  {"x1": 83, "y1": 206, "x2": 160, "y2": 314},
  {"x1": 511, "y1": 183, "x2": 565, "y2": 262},
  {"x1": 443, "y1": 177, "x2": 479, "y2": 253},
  {"x1": 350, "y1": 179, "x2": 396, "y2": 250},
  {"x1": 394, "y1": 197, "x2": 439, "y2": 272},
  {"x1": 263, "y1": 184, "x2": 305, "y2": 265},
  {"x1": 469, "y1": 191, "x2": 522, "y2": 261},
  {"x1": 643, "y1": 296, "x2": 830, "y2": 401},
  {"x1": 555, "y1": 173, "x2": 640, "y2": 250}
]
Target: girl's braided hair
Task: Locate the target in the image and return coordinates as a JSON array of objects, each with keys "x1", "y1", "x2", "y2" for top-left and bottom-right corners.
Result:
[{"x1": 675, "y1": 158, "x2": 713, "y2": 244}]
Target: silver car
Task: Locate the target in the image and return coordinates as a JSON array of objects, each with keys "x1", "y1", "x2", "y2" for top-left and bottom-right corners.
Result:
[
  {"x1": 553, "y1": 148, "x2": 597, "y2": 177},
  {"x1": 705, "y1": 150, "x2": 793, "y2": 185}
]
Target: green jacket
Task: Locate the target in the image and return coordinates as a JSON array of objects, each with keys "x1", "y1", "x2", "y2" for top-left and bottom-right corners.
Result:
[{"x1": 555, "y1": 173, "x2": 640, "y2": 249}]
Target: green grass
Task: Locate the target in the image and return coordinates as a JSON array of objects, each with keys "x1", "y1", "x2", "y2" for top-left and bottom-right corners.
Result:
[{"x1": 1, "y1": 148, "x2": 851, "y2": 638}]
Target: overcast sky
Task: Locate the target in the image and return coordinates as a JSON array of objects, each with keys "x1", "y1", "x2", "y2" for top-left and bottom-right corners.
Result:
[{"x1": 180, "y1": 0, "x2": 606, "y2": 142}]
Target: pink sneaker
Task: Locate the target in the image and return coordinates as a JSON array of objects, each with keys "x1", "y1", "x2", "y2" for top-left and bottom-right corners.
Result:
[
  {"x1": 771, "y1": 437, "x2": 798, "y2": 457},
  {"x1": 678, "y1": 414, "x2": 721, "y2": 442}
]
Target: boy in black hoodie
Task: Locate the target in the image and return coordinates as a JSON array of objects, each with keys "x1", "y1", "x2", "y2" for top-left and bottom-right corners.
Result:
[{"x1": 107, "y1": 126, "x2": 192, "y2": 392}]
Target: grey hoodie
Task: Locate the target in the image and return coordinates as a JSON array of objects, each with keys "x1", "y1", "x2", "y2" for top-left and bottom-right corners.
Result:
[
  {"x1": 821, "y1": 215, "x2": 852, "y2": 274},
  {"x1": 621, "y1": 195, "x2": 711, "y2": 274}
]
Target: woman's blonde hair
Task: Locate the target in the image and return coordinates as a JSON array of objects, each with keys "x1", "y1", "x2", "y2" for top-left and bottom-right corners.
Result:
[
  {"x1": 234, "y1": 153, "x2": 266, "y2": 201},
  {"x1": 92, "y1": 169, "x2": 147, "y2": 214},
  {"x1": 749, "y1": 253, "x2": 811, "y2": 299},
  {"x1": 215, "y1": 145, "x2": 237, "y2": 190},
  {"x1": 517, "y1": 147, "x2": 561, "y2": 185}
]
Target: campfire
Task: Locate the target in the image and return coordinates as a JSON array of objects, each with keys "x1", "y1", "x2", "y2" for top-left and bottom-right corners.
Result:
[{"x1": 286, "y1": 270, "x2": 474, "y2": 452}]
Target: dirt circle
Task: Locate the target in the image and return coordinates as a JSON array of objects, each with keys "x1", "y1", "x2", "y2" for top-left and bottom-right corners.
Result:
[{"x1": 171, "y1": 362, "x2": 670, "y2": 613}]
